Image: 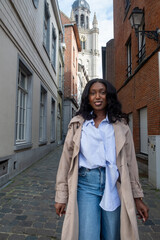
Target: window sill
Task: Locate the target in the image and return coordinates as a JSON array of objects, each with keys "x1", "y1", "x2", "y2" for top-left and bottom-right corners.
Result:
[
  {"x1": 50, "y1": 139, "x2": 55, "y2": 143},
  {"x1": 136, "y1": 153, "x2": 148, "y2": 161},
  {"x1": 39, "y1": 140, "x2": 47, "y2": 146},
  {"x1": 14, "y1": 142, "x2": 32, "y2": 151}
]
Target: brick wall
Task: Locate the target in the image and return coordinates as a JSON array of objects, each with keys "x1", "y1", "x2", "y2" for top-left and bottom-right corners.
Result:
[
  {"x1": 113, "y1": 0, "x2": 160, "y2": 153},
  {"x1": 61, "y1": 12, "x2": 79, "y2": 102},
  {"x1": 106, "y1": 39, "x2": 115, "y2": 86}
]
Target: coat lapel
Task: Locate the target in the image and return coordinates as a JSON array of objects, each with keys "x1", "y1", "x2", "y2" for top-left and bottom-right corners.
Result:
[
  {"x1": 113, "y1": 122, "x2": 128, "y2": 158},
  {"x1": 68, "y1": 116, "x2": 84, "y2": 173}
]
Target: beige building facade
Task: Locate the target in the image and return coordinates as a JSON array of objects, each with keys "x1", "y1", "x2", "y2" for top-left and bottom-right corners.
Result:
[{"x1": 0, "y1": 0, "x2": 64, "y2": 187}]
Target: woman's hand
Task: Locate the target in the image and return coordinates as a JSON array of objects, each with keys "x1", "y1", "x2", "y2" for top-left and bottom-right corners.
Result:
[
  {"x1": 55, "y1": 202, "x2": 66, "y2": 217},
  {"x1": 135, "y1": 198, "x2": 149, "y2": 222}
]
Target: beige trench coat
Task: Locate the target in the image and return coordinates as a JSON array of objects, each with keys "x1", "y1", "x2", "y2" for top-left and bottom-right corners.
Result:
[{"x1": 55, "y1": 115, "x2": 144, "y2": 240}]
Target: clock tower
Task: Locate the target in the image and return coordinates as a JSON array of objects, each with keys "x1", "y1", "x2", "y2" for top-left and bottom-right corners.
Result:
[{"x1": 72, "y1": 0, "x2": 100, "y2": 80}]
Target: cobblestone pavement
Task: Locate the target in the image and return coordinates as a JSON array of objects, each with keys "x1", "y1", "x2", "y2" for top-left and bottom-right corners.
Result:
[{"x1": 0, "y1": 146, "x2": 160, "y2": 240}]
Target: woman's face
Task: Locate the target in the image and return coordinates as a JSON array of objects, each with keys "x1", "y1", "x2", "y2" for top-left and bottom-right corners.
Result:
[{"x1": 88, "y1": 82, "x2": 107, "y2": 113}]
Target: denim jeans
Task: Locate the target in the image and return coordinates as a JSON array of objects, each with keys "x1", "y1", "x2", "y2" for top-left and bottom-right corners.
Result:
[{"x1": 77, "y1": 167, "x2": 120, "y2": 240}]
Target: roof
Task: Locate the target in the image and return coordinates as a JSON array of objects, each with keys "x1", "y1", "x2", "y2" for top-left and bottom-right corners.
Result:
[{"x1": 72, "y1": 0, "x2": 90, "y2": 11}]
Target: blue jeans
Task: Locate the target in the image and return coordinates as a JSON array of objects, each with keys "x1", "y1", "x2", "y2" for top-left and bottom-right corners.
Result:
[{"x1": 77, "y1": 167, "x2": 120, "y2": 240}]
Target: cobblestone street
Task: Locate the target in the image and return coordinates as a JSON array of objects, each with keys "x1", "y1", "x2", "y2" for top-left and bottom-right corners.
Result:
[{"x1": 0, "y1": 146, "x2": 160, "y2": 240}]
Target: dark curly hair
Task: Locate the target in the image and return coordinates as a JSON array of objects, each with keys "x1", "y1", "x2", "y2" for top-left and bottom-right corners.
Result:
[{"x1": 76, "y1": 78, "x2": 128, "y2": 123}]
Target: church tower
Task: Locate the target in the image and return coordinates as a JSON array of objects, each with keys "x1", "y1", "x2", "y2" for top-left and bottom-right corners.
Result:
[{"x1": 71, "y1": 0, "x2": 100, "y2": 80}]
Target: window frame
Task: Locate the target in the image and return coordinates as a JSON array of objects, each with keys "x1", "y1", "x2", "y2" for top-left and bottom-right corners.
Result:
[
  {"x1": 59, "y1": 62, "x2": 62, "y2": 90},
  {"x1": 126, "y1": 37, "x2": 132, "y2": 78},
  {"x1": 43, "y1": 0, "x2": 50, "y2": 56},
  {"x1": 51, "y1": 25, "x2": 57, "y2": 69},
  {"x1": 14, "y1": 57, "x2": 33, "y2": 151},
  {"x1": 139, "y1": 107, "x2": 148, "y2": 155},
  {"x1": 81, "y1": 14, "x2": 85, "y2": 28},
  {"x1": 86, "y1": 16, "x2": 89, "y2": 29},
  {"x1": 137, "y1": 23, "x2": 146, "y2": 63},
  {"x1": 50, "y1": 98, "x2": 56, "y2": 142},
  {"x1": 39, "y1": 85, "x2": 47, "y2": 145},
  {"x1": 75, "y1": 14, "x2": 78, "y2": 26}
]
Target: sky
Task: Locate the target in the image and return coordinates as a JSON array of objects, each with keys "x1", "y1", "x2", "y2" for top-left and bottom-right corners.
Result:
[{"x1": 58, "y1": 0, "x2": 114, "y2": 76}]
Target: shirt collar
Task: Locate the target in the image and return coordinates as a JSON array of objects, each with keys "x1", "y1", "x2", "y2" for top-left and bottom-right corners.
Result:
[{"x1": 84, "y1": 114, "x2": 110, "y2": 127}]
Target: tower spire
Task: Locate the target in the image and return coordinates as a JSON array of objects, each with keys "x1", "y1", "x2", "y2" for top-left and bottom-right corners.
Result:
[{"x1": 92, "y1": 12, "x2": 98, "y2": 28}]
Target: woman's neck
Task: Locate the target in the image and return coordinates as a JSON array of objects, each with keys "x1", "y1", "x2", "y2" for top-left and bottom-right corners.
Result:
[
  {"x1": 93, "y1": 110, "x2": 107, "y2": 128},
  {"x1": 94, "y1": 110, "x2": 106, "y2": 120}
]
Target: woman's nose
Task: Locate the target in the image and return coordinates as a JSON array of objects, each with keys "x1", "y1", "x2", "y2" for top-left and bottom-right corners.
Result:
[{"x1": 95, "y1": 92, "x2": 100, "y2": 98}]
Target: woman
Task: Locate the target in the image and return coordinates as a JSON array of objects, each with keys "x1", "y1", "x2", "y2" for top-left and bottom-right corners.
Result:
[{"x1": 55, "y1": 79, "x2": 149, "y2": 240}]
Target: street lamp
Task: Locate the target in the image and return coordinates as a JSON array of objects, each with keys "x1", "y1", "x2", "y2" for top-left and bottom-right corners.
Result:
[{"x1": 129, "y1": 7, "x2": 160, "y2": 42}]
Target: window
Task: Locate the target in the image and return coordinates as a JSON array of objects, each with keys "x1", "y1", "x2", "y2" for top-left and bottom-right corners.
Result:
[
  {"x1": 75, "y1": 15, "x2": 78, "y2": 26},
  {"x1": 16, "y1": 70, "x2": 28, "y2": 142},
  {"x1": 57, "y1": 103, "x2": 62, "y2": 144},
  {"x1": 59, "y1": 63, "x2": 62, "y2": 91},
  {"x1": 51, "y1": 26, "x2": 57, "y2": 68},
  {"x1": 80, "y1": 35, "x2": 86, "y2": 50},
  {"x1": 138, "y1": 23, "x2": 146, "y2": 63},
  {"x1": 140, "y1": 107, "x2": 148, "y2": 154},
  {"x1": 43, "y1": 1, "x2": 50, "y2": 54},
  {"x1": 126, "y1": 38, "x2": 132, "y2": 77},
  {"x1": 51, "y1": 98, "x2": 55, "y2": 141},
  {"x1": 81, "y1": 14, "x2": 85, "y2": 28},
  {"x1": 80, "y1": 40, "x2": 86, "y2": 50},
  {"x1": 39, "y1": 86, "x2": 47, "y2": 143},
  {"x1": 86, "y1": 16, "x2": 89, "y2": 29},
  {"x1": 15, "y1": 59, "x2": 32, "y2": 148}
]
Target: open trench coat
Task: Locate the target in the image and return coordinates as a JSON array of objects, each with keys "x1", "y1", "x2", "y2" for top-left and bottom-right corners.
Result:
[{"x1": 55, "y1": 115, "x2": 144, "y2": 240}]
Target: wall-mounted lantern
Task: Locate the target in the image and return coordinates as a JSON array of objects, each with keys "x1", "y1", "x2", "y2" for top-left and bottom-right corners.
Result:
[{"x1": 129, "y1": 7, "x2": 160, "y2": 42}]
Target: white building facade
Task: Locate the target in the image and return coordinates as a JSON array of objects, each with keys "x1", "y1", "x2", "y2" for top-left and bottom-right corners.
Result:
[
  {"x1": 0, "y1": 0, "x2": 64, "y2": 187},
  {"x1": 72, "y1": 0, "x2": 100, "y2": 80}
]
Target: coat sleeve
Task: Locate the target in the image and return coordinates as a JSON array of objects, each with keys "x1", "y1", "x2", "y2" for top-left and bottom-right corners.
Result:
[
  {"x1": 125, "y1": 126, "x2": 144, "y2": 199},
  {"x1": 55, "y1": 123, "x2": 74, "y2": 204}
]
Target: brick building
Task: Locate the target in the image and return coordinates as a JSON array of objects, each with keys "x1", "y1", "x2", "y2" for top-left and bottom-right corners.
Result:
[
  {"x1": 102, "y1": 39, "x2": 115, "y2": 86},
  {"x1": 60, "y1": 12, "x2": 81, "y2": 138},
  {"x1": 113, "y1": 0, "x2": 160, "y2": 187}
]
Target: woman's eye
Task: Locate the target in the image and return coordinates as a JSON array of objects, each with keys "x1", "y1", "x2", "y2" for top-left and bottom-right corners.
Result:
[{"x1": 90, "y1": 92, "x2": 95, "y2": 95}]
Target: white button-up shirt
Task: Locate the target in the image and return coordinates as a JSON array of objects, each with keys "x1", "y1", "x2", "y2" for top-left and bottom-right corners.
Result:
[{"x1": 79, "y1": 116, "x2": 121, "y2": 211}]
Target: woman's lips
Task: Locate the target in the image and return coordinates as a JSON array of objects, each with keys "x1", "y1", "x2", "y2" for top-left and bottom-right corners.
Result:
[{"x1": 94, "y1": 101, "x2": 102, "y2": 106}]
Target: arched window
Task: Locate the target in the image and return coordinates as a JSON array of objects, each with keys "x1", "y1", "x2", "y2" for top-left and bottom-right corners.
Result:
[
  {"x1": 80, "y1": 40, "x2": 85, "y2": 50},
  {"x1": 86, "y1": 16, "x2": 89, "y2": 29},
  {"x1": 81, "y1": 14, "x2": 85, "y2": 28},
  {"x1": 75, "y1": 15, "x2": 78, "y2": 25},
  {"x1": 80, "y1": 35, "x2": 86, "y2": 50}
]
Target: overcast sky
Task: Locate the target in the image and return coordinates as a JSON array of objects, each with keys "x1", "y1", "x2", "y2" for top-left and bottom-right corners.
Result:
[{"x1": 58, "y1": 0, "x2": 114, "y2": 76}]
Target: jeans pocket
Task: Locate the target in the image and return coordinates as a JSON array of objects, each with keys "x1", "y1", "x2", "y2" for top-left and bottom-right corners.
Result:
[{"x1": 78, "y1": 167, "x2": 87, "y2": 177}]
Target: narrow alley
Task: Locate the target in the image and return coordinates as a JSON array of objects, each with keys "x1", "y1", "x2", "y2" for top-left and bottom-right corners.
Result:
[{"x1": 0, "y1": 146, "x2": 160, "y2": 240}]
